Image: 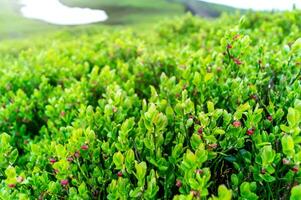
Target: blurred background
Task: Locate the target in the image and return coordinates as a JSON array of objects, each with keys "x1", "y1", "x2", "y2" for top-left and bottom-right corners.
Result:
[{"x1": 0, "y1": 0, "x2": 300, "y2": 40}]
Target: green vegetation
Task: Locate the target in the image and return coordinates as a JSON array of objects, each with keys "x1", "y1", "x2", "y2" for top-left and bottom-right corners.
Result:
[
  {"x1": 61, "y1": 0, "x2": 184, "y2": 25},
  {"x1": 0, "y1": 9, "x2": 301, "y2": 200}
]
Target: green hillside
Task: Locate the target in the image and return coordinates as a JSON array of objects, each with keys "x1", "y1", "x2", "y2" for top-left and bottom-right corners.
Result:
[
  {"x1": 0, "y1": 0, "x2": 184, "y2": 39},
  {"x1": 62, "y1": 0, "x2": 184, "y2": 25},
  {"x1": 0, "y1": 0, "x2": 57, "y2": 39}
]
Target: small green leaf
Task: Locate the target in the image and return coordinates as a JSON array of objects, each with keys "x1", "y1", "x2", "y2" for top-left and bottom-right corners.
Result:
[
  {"x1": 290, "y1": 185, "x2": 301, "y2": 200},
  {"x1": 281, "y1": 135, "x2": 295, "y2": 157},
  {"x1": 113, "y1": 152, "x2": 124, "y2": 170},
  {"x1": 5, "y1": 166, "x2": 16, "y2": 178}
]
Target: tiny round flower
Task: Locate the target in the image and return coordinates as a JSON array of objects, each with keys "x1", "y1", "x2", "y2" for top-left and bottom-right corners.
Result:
[
  {"x1": 246, "y1": 128, "x2": 255, "y2": 136},
  {"x1": 233, "y1": 121, "x2": 241, "y2": 128},
  {"x1": 117, "y1": 171, "x2": 123, "y2": 177},
  {"x1": 227, "y1": 44, "x2": 233, "y2": 49},
  {"x1": 67, "y1": 157, "x2": 73, "y2": 162},
  {"x1": 81, "y1": 144, "x2": 89, "y2": 150},
  {"x1": 282, "y1": 158, "x2": 290, "y2": 165},
  {"x1": 74, "y1": 151, "x2": 80, "y2": 158},
  {"x1": 49, "y1": 158, "x2": 56, "y2": 164},
  {"x1": 267, "y1": 115, "x2": 273, "y2": 122},
  {"x1": 233, "y1": 58, "x2": 242, "y2": 65},
  {"x1": 250, "y1": 94, "x2": 258, "y2": 101},
  {"x1": 195, "y1": 169, "x2": 203, "y2": 175},
  {"x1": 292, "y1": 166, "x2": 299, "y2": 173},
  {"x1": 176, "y1": 179, "x2": 182, "y2": 188},
  {"x1": 198, "y1": 127, "x2": 203, "y2": 135},
  {"x1": 60, "y1": 179, "x2": 69, "y2": 186},
  {"x1": 17, "y1": 176, "x2": 24, "y2": 183},
  {"x1": 8, "y1": 183, "x2": 16, "y2": 188}
]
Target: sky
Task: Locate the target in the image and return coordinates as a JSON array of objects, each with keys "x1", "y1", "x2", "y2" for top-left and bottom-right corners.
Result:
[
  {"x1": 200, "y1": 0, "x2": 301, "y2": 10},
  {"x1": 19, "y1": 0, "x2": 108, "y2": 25}
]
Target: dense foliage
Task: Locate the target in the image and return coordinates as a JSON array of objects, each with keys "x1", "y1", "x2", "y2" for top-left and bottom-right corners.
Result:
[{"x1": 0, "y1": 11, "x2": 301, "y2": 199}]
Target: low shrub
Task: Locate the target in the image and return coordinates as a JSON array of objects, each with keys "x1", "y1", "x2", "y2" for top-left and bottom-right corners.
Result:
[{"x1": 0, "y1": 11, "x2": 301, "y2": 199}]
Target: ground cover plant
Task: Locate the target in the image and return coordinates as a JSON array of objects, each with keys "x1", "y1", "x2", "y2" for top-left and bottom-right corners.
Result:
[{"x1": 0, "y1": 11, "x2": 301, "y2": 199}]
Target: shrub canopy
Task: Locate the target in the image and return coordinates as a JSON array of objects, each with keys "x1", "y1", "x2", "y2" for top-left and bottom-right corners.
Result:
[{"x1": 0, "y1": 11, "x2": 301, "y2": 199}]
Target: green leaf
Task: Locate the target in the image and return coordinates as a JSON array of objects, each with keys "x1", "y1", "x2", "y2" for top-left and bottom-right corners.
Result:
[
  {"x1": 5, "y1": 166, "x2": 16, "y2": 178},
  {"x1": 231, "y1": 174, "x2": 239, "y2": 186},
  {"x1": 135, "y1": 161, "x2": 147, "y2": 184},
  {"x1": 78, "y1": 182, "x2": 88, "y2": 197},
  {"x1": 9, "y1": 149, "x2": 18, "y2": 165},
  {"x1": 113, "y1": 151, "x2": 124, "y2": 170},
  {"x1": 291, "y1": 38, "x2": 301, "y2": 53},
  {"x1": 217, "y1": 185, "x2": 232, "y2": 200},
  {"x1": 207, "y1": 101, "x2": 215, "y2": 113},
  {"x1": 260, "y1": 145, "x2": 275, "y2": 166},
  {"x1": 281, "y1": 135, "x2": 295, "y2": 157},
  {"x1": 125, "y1": 149, "x2": 135, "y2": 173},
  {"x1": 290, "y1": 185, "x2": 301, "y2": 200},
  {"x1": 294, "y1": 99, "x2": 301, "y2": 113},
  {"x1": 130, "y1": 187, "x2": 142, "y2": 198},
  {"x1": 288, "y1": 108, "x2": 299, "y2": 127}
]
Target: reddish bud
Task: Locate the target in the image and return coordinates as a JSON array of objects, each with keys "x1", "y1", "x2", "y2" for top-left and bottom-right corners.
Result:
[
  {"x1": 8, "y1": 183, "x2": 16, "y2": 188},
  {"x1": 60, "y1": 111, "x2": 65, "y2": 117},
  {"x1": 292, "y1": 166, "x2": 299, "y2": 173},
  {"x1": 49, "y1": 158, "x2": 56, "y2": 164},
  {"x1": 227, "y1": 44, "x2": 233, "y2": 49},
  {"x1": 282, "y1": 158, "x2": 290, "y2": 165},
  {"x1": 267, "y1": 115, "x2": 273, "y2": 122},
  {"x1": 74, "y1": 151, "x2": 80, "y2": 158},
  {"x1": 261, "y1": 168, "x2": 266, "y2": 174},
  {"x1": 176, "y1": 179, "x2": 182, "y2": 188},
  {"x1": 195, "y1": 169, "x2": 203, "y2": 175},
  {"x1": 233, "y1": 58, "x2": 242, "y2": 65},
  {"x1": 198, "y1": 128, "x2": 203, "y2": 135},
  {"x1": 246, "y1": 128, "x2": 255, "y2": 136},
  {"x1": 117, "y1": 171, "x2": 123, "y2": 177},
  {"x1": 233, "y1": 121, "x2": 241, "y2": 127},
  {"x1": 60, "y1": 179, "x2": 69, "y2": 186},
  {"x1": 81, "y1": 145, "x2": 89, "y2": 150},
  {"x1": 67, "y1": 157, "x2": 73, "y2": 162},
  {"x1": 250, "y1": 94, "x2": 258, "y2": 101}
]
